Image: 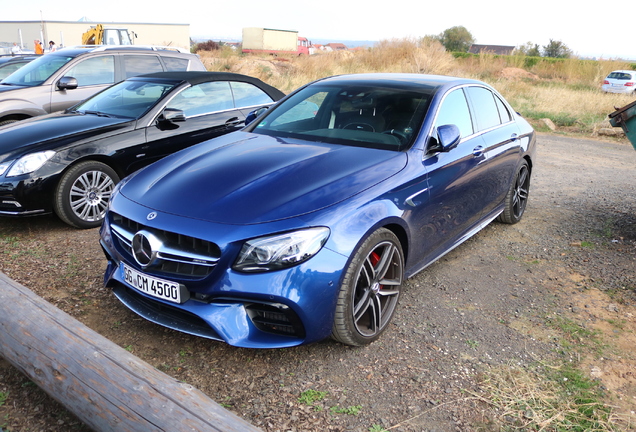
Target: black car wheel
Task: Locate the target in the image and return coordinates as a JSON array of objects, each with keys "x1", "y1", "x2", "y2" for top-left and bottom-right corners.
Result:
[
  {"x1": 331, "y1": 228, "x2": 404, "y2": 346},
  {"x1": 54, "y1": 161, "x2": 120, "y2": 229},
  {"x1": 497, "y1": 160, "x2": 530, "y2": 224}
]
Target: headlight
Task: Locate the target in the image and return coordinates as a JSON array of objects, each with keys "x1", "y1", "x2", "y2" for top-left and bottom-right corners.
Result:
[
  {"x1": 233, "y1": 227, "x2": 330, "y2": 272},
  {"x1": 0, "y1": 160, "x2": 13, "y2": 177},
  {"x1": 6, "y1": 151, "x2": 56, "y2": 177}
]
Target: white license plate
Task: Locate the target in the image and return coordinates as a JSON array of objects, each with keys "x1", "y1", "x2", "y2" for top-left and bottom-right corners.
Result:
[{"x1": 121, "y1": 263, "x2": 183, "y2": 304}]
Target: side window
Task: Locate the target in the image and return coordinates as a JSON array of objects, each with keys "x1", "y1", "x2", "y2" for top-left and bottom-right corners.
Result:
[
  {"x1": 268, "y1": 91, "x2": 326, "y2": 127},
  {"x1": 64, "y1": 56, "x2": 114, "y2": 86},
  {"x1": 167, "y1": 81, "x2": 234, "y2": 117},
  {"x1": 435, "y1": 88, "x2": 473, "y2": 139},
  {"x1": 162, "y1": 56, "x2": 190, "y2": 71},
  {"x1": 494, "y1": 94, "x2": 512, "y2": 123},
  {"x1": 465, "y1": 86, "x2": 501, "y2": 131},
  {"x1": 123, "y1": 55, "x2": 164, "y2": 78},
  {"x1": 230, "y1": 82, "x2": 274, "y2": 107}
]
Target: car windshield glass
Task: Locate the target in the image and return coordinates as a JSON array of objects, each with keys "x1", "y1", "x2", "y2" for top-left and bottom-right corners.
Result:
[
  {"x1": 1, "y1": 54, "x2": 74, "y2": 86},
  {"x1": 73, "y1": 80, "x2": 177, "y2": 119},
  {"x1": 251, "y1": 83, "x2": 431, "y2": 151}
]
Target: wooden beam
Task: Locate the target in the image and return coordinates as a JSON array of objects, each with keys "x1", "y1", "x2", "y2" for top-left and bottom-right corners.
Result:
[{"x1": 0, "y1": 272, "x2": 262, "y2": 432}]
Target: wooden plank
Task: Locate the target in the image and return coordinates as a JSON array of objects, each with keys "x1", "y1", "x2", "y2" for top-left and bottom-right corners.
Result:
[{"x1": 0, "y1": 272, "x2": 262, "y2": 432}]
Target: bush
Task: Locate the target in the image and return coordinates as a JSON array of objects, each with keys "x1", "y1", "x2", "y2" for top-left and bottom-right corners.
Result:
[{"x1": 196, "y1": 40, "x2": 220, "y2": 51}]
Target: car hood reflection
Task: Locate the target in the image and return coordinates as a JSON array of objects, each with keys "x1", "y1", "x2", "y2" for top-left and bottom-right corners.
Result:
[{"x1": 121, "y1": 132, "x2": 408, "y2": 224}]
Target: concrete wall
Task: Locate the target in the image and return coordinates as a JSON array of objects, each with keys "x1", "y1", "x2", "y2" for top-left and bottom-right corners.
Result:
[{"x1": 0, "y1": 21, "x2": 191, "y2": 52}]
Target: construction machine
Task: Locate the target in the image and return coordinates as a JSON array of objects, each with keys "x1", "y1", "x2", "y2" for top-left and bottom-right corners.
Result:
[{"x1": 81, "y1": 24, "x2": 135, "y2": 45}]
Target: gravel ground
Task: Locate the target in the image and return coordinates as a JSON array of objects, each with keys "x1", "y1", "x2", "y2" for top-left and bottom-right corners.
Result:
[{"x1": 0, "y1": 133, "x2": 635, "y2": 431}]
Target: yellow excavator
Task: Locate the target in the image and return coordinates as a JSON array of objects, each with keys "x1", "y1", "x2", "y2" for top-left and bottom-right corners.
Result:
[{"x1": 81, "y1": 24, "x2": 136, "y2": 45}]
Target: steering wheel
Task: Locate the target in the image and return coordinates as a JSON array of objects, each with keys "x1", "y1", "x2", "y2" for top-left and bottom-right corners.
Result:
[
  {"x1": 343, "y1": 122, "x2": 375, "y2": 132},
  {"x1": 382, "y1": 129, "x2": 408, "y2": 143}
]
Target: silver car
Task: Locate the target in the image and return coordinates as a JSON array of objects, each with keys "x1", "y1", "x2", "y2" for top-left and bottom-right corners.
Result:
[
  {"x1": 0, "y1": 46, "x2": 206, "y2": 126},
  {"x1": 602, "y1": 70, "x2": 636, "y2": 94}
]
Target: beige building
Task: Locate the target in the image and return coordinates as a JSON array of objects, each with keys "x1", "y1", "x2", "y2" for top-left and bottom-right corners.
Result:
[{"x1": 0, "y1": 20, "x2": 191, "y2": 53}]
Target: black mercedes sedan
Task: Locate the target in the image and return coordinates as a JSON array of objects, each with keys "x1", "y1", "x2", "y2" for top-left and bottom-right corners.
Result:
[{"x1": 0, "y1": 71, "x2": 284, "y2": 228}]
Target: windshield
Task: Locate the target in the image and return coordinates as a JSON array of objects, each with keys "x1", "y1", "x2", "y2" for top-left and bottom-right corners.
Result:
[
  {"x1": 1, "y1": 54, "x2": 74, "y2": 86},
  {"x1": 73, "y1": 80, "x2": 177, "y2": 119},
  {"x1": 251, "y1": 83, "x2": 431, "y2": 151}
]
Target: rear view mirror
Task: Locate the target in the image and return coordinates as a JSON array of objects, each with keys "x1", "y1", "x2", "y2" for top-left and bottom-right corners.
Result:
[
  {"x1": 245, "y1": 107, "x2": 269, "y2": 126},
  {"x1": 57, "y1": 76, "x2": 78, "y2": 90},
  {"x1": 437, "y1": 124, "x2": 461, "y2": 151},
  {"x1": 161, "y1": 108, "x2": 186, "y2": 123}
]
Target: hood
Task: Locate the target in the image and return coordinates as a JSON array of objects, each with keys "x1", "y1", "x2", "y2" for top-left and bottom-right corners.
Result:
[
  {"x1": 0, "y1": 113, "x2": 132, "y2": 158},
  {"x1": 121, "y1": 132, "x2": 408, "y2": 224}
]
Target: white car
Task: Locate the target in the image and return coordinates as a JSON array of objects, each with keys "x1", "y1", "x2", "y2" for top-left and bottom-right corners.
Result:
[{"x1": 602, "y1": 70, "x2": 636, "y2": 94}]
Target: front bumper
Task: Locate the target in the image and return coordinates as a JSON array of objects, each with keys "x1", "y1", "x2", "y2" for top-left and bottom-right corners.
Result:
[{"x1": 100, "y1": 212, "x2": 348, "y2": 349}]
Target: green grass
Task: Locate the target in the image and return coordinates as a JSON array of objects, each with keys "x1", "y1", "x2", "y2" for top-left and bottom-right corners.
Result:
[
  {"x1": 330, "y1": 405, "x2": 362, "y2": 415},
  {"x1": 298, "y1": 389, "x2": 327, "y2": 406},
  {"x1": 0, "y1": 391, "x2": 7, "y2": 406}
]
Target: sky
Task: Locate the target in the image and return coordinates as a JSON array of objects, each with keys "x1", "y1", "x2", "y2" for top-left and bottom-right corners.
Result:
[{"x1": 1, "y1": 0, "x2": 632, "y2": 60}]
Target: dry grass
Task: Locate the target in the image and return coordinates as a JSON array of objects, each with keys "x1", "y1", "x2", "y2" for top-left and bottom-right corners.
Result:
[
  {"x1": 197, "y1": 38, "x2": 636, "y2": 135},
  {"x1": 470, "y1": 362, "x2": 630, "y2": 431}
]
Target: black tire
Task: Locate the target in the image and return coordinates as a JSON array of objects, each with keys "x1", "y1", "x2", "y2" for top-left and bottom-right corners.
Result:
[
  {"x1": 497, "y1": 160, "x2": 530, "y2": 224},
  {"x1": 54, "y1": 161, "x2": 119, "y2": 229},
  {"x1": 331, "y1": 228, "x2": 404, "y2": 346},
  {"x1": 0, "y1": 119, "x2": 19, "y2": 127}
]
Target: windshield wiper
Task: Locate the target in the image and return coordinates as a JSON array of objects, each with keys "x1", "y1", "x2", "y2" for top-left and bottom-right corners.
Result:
[{"x1": 81, "y1": 110, "x2": 113, "y2": 118}]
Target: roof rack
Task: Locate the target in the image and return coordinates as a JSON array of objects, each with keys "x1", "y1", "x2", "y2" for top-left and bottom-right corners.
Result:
[{"x1": 63, "y1": 45, "x2": 187, "y2": 53}]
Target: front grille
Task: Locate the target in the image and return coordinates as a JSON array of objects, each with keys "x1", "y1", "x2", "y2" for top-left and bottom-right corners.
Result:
[
  {"x1": 246, "y1": 303, "x2": 306, "y2": 338},
  {"x1": 114, "y1": 285, "x2": 222, "y2": 340},
  {"x1": 110, "y1": 212, "x2": 221, "y2": 278}
]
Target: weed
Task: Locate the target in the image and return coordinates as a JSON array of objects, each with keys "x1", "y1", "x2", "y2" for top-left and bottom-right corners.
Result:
[
  {"x1": 581, "y1": 241, "x2": 595, "y2": 248},
  {"x1": 0, "y1": 391, "x2": 7, "y2": 406},
  {"x1": 369, "y1": 425, "x2": 388, "y2": 432},
  {"x1": 298, "y1": 389, "x2": 328, "y2": 406},
  {"x1": 124, "y1": 345, "x2": 133, "y2": 352},
  {"x1": 330, "y1": 405, "x2": 362, "y2": 415},
  {"x1": 466, "y1": 339, "x2": 479, "y2": 349}
]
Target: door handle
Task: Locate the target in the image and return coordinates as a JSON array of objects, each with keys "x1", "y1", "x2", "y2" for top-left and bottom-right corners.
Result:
[
  {"x1": 511, "y1": 133, "x2": 518, "y2": 141},
  {"x1": 225, "y1": 117, "x2": 241, "y2": 127},
  {"x1": 472, "y1": 145, "x2": 483, "y2": 157}
]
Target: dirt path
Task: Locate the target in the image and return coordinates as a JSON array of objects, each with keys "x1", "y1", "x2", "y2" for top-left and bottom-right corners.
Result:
[{"x1": 1, "y1": 133, "x2": 635, "y2": 431}]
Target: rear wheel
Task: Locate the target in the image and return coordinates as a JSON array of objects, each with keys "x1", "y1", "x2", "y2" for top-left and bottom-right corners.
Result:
[
  {"x1": 331, "y1": 228, "x2": 404, "y2": 346},
  {"x1": 54, "y1": 161, "x2": 119, "y2": 229},
  {"x1": 497, "y1": 160, "x2": 530, "y2": 224}
]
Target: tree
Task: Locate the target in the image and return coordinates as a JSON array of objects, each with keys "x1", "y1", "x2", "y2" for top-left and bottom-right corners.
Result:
[
  {"x1": 436, "y1": 26, "x2": 475, "y2": 53},
  {"x1": 515, "y1": 42, "x2": 541, "y2": 57},
  {"x1": 542, "y1": 39, "x2": 572, "y2": 58}
]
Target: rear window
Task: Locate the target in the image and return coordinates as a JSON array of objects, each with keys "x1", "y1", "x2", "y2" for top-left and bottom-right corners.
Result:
[{"x1": 607, "y1": 72, "x2": 634, "y2": 80}]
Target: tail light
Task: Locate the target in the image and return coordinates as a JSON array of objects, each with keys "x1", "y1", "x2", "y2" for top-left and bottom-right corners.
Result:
[
  {"x1": 625, "y1": 82, "x2": 635, "y2": 87},
  {"x1": 603, "y1": 80, "x2": 609, "y2": 85}
]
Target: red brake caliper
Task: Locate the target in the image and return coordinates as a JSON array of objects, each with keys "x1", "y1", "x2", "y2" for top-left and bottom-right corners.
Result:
[{"x1": 370, "y1": 251, "x2": 382, "y2": 290}]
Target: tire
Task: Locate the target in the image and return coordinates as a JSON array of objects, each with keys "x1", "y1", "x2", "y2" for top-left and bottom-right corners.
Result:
[
  {"x1": 0, "y1": 119, "x2": 19, "y2": 127},
  {"x1": 497, "y1": 160, "x2": 530, "y2": 224},
  {"x1": 331, "y1": 228, "x2": 404, "y2": 346},
  {"x1": 54, "y1": 161, "x2": 119, "y2": 229}
]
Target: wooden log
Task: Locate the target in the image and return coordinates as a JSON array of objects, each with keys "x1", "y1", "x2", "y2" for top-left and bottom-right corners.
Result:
[{"x1": 0, "y1": 272, "x2": 262, "y2": 432}]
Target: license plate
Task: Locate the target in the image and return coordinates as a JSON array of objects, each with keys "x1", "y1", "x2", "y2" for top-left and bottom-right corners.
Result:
[{"x1": 121, "y1": 263, "x2": 183, "y2": 304}]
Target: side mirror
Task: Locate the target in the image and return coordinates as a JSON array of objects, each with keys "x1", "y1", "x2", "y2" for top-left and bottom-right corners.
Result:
[
  {"x1": 161, "y1": 108, "x2": 186, "y2": 123},
  {"x1": 245, "y1": 106, "x2": 269, "y2": 126},
  {"x1": 57, "y1": 76, "x2": 78, "y2": 90},
  {"x1": 436, "y1": 124, "x2": 461, "y2": 152}
]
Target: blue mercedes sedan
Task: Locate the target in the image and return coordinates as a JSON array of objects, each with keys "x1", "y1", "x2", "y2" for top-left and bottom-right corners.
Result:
[{"x1": 100, "y1": 73, "x2": 536, "y2": 348}]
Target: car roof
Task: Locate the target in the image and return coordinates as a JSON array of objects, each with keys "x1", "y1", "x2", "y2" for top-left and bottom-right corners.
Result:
[
  {"x1": 131, "y1": 71, "x2": 286, "y2": 99},
  {"x1": 314, "y1": 73, "x2": 483, "y2": 92},
  {"x1": 608, "y1": 70, "x2": 635, "y2": 75},
  {"x1": 0, "y1": 55, "x2": 40, "y2": 65},
  {"x1": 50, "y1": 45, "x2": 192, "y2": 57}
]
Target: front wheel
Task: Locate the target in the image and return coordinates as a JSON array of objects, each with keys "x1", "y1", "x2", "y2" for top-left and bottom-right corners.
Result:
[
  {"x1": 331, "y1": 228, "x2": 404, "y2": 346},
  {"x1": 54, "y1": 161, "x2": 119, "y2": 229},
  {"x1": 497, "y1": 160, "x2": 530, "y2": 224}
]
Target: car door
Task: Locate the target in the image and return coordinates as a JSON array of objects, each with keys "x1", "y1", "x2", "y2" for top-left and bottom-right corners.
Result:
[
  {"x1": 49, "y1": 55, "x2": 116, "y2": 113},
  {"x1": 463, "y1": 86, "x2": 521, "y2": 219},
  {"x1": 137, "y1": 80, "x2": 273, "y2": 174},
  {"x1": 406, "y1": 87, "x2": 486, "y2": 269}
]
